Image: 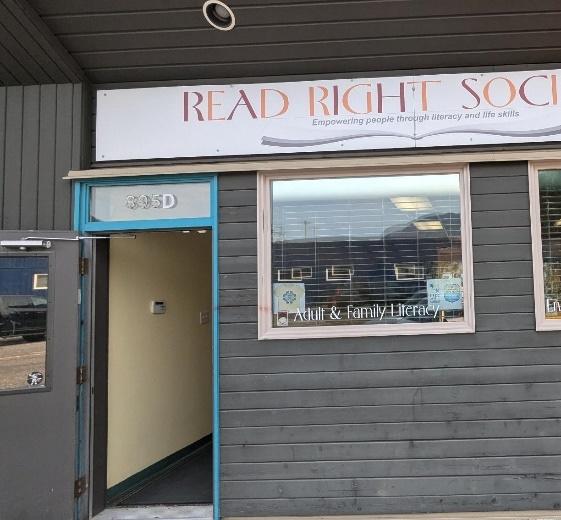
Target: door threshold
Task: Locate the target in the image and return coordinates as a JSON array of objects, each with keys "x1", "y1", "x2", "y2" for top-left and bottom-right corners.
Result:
[{"x1": 93, "y1": 505, "x2": 212, "y2": 520}]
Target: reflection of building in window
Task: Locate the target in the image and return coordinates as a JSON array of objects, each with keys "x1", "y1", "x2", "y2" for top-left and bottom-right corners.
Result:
[
  {"x1": 270, "y1": 173, "x2": 466, "y2": 328},
  {"x1": 394, "y1": 263, "x2": 425, "y2": 281},
  {"x1": 33, "y1": 273, "x2": 48, "y2": 290},
  {"x1": 325, "y1": 265, "x2": 354, "y2": 281},
  {"x1": 0, "y1": 256, "x2": 48, "y2": 391},
  {"x1": 539, "y1": 170, "x2": 561, "y2": 318},
  {"x1": 277, "y1": 267, "x2": 313, "y2": 281}
]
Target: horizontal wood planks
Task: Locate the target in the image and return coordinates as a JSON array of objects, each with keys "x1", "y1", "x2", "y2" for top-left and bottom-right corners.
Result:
[
  {"x1": 225, "y1": 513, "x2": 561, "y2": 520},
  {"x1": 0, "y1": 83, "x2": 86, "y2": 230},
  {"x1": 24, "y1": 1, "x2": 561, "y2": 84},
  {"x1": 218, "y1": 162, "x2": 561, "y2": 516},
  {"x1": 0, "y1": 0, "x2": 84, "y2": 86}
]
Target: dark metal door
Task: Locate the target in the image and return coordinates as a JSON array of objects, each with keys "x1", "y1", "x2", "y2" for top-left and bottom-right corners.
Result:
[{"x1": 0, "y1": 232, "x2": 81, "y2": 520}]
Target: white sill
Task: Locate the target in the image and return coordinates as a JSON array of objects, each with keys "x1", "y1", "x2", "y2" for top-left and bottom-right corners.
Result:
[
  {"x1": 258, "y1": 322, "x2": 475, "y2": 340},
  {"x1": 536, "y1": 318, "x2": 561, "y2": 331}
]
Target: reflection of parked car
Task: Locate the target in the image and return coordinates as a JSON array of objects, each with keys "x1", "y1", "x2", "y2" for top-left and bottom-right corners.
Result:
[{"x1": 0, "y1": 295, "x2": 47, "y2": 342}]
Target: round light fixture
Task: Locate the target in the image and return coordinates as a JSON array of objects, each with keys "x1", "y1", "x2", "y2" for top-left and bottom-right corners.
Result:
[{"x1": 203, "y1": 0, "x2": 236, "y2": 31}]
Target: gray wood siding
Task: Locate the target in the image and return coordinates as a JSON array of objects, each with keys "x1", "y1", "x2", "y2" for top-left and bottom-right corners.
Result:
[
  {"x1": 218, "y1": 162, "x2": 561, "y2": 517},
  {"x1": 0, "y1": 83, "x2": 87, "y2": 230}
]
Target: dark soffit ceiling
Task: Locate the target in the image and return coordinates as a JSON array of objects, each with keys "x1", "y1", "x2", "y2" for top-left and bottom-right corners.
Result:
[
  {"x1": 0, "y1": 0, "x2": 84, "y2": 85},
  {"x1": 15, "y1": 0, "x2": 561, "y2": 85}
]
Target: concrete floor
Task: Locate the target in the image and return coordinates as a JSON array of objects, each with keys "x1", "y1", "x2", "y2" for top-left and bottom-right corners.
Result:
[
  {"x1": 92, "y1": 505, "x2": 212, "y2": 519},
  {"x1": 92, "y1": 507, "x2": 561, "y2": 520}
]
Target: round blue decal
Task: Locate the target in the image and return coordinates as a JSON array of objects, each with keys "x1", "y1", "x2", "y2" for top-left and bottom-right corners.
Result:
[{"x1": 444, "y1": 283, "x2": 461, "y2": 303}]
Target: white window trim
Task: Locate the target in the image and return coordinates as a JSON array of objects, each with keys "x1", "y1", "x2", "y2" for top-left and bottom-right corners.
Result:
[
  {"x1": 32, "y1": 273, "x2": 48, "y2": 290},
  {"x1": 257, "y1": 164, "x2": 475, "y2": 340},
  {"x1": 528, "y1": 160, "x2": 561, "y2": 331}
]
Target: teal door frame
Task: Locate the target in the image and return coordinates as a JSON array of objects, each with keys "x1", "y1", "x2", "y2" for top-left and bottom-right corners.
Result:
[{"x1": 73, "y1": 174, "x2": 221, "y2": 520}]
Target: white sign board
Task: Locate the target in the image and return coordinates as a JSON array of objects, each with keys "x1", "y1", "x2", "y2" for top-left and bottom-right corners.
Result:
[{"x1": 96, "y1": 69, "x2": 561, "y2": 161}]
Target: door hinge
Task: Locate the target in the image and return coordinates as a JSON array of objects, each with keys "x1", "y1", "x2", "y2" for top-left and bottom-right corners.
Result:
[
  {"x1": 74, "y1": 476, "x2": 87, "y2": 497},
  {"x1": 79, "y1": 257, "x2": 89, "y2": 276},
  {"x1": 77, "y1": 366, "x2": 88, "y2": 385}
]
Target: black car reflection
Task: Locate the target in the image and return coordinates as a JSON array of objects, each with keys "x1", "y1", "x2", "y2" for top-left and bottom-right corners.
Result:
[{"x1": 0, "y1": 295, "x2": 47, "y2": 342}]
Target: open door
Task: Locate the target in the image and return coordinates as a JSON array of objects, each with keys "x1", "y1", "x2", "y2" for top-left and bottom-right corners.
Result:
[{"x1": 0, "y1": 231, "x2": 83, "y2": 520}]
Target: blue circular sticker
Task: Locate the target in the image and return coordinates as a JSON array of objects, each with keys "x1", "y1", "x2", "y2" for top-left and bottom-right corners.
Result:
[{"x1": 444, "y1": 283, "x2": 461, "y2": 303}]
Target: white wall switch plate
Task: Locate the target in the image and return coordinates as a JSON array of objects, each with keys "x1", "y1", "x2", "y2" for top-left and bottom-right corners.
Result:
[{"x1": 150, "y1": 300, "x2": 166, "y2": 314}]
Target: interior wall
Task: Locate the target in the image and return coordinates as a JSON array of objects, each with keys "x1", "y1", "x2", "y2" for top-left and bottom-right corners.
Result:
[{"x1": 107, "y1": 231, "x2": 212, "y2": 488}]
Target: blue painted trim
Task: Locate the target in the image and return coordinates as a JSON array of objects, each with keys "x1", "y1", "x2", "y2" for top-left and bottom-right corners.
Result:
[
  {"x1": 211, "y1": 176, "x2": 220, "y2": 520},
  {"x1": 83, "y1": 217, "x2": 214, "y2": 233},
  {"x1": 73, "y1": 182, "x2": 82, "y2": 231},
  {"x1": 72, "y1": 173, "x2": 221, "y2": 520},
  {"x1": 75, "y1": 174, "x2": 215, "y2": 234}
]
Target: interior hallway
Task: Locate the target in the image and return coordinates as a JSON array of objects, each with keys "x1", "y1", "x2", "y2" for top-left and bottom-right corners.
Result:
[{"x1": 118, "y1": 443, "x2": 212, "y2": 506}]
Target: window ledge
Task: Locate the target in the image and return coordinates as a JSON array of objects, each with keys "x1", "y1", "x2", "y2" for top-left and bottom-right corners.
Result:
[
  {"x1": 536, "y1": 320, "x2": 561, "y2": 332},
  {"x1": 258, "y1": 322, "x2": 475, "y2": 340}
]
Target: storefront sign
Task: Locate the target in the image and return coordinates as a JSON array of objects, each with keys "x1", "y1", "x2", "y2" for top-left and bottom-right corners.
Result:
[{"x1": 97, "y1": 69, "x2": 561, "y2": 161}]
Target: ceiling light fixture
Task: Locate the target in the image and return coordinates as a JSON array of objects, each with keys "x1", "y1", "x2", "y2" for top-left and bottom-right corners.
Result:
[
  {"x1": 203, "y1": 0, "x2": 236, "y2": 31},
  {"x1": 414, "y1": 220, "x2": 443, "y2": 231},
  {"x1": 391, "y1": 197, "x2": 433, "y2": 212}
]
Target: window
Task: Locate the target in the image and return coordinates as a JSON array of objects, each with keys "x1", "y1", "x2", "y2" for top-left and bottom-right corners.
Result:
[
  {"x1": 258, "y1": 167, "x2": 475, "y2": 339},
  {"x1": 0, "y1": 256, "x2": 48, "y2": 391},
  {"x1": 33, "y1": 273, "x2": 48, "y2": 290},
  {"x1": 529, "y1": 162, "x2": 561, "y2": 330}
]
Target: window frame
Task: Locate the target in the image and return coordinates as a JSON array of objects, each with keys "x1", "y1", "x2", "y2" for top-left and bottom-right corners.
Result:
[
  {"x1": 528, "y1": 160, "x2": 561, "y2": 331},
  {"x1": 257, "y1": 164, "x2": 475, "y2": 340},
  {"x1": 32, "y1": 273, "x2": 48, "y2": 290}
]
